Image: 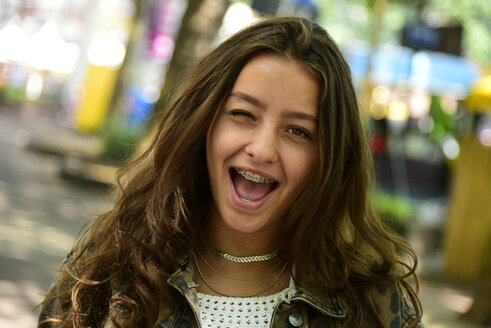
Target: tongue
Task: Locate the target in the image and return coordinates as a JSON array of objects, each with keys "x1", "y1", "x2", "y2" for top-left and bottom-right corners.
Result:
[{"x1": 233, "y1": 172, "x2": 274, "y2": 201}]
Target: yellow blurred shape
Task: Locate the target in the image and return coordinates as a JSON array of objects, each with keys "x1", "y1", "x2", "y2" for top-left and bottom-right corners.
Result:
[
  {"x1": 369, "y1": 103, "x2": 387, "y2": 120},
  {"x1": 387, "y1": 101, "x2": 409, "y2": 121},
  {"x1": 74, "y1": 64, "x2": 119, "y2": 132},
  {"x1": 372, "y1": 85, "x2": 391, "y2": 104},
  {"x1": 466, "y1": 75, "x2": 491, "y2": 112},
  {"x1": 369, "y1": 86, "x2": 391, "y2": 119}
]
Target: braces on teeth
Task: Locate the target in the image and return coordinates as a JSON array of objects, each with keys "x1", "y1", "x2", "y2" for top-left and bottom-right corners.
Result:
[{"x1": 234, "y1": 168, "x2": 275, "y2": 183}]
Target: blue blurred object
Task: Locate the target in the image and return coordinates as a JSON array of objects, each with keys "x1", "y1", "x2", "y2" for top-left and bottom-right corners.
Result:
[
  {"x1": 345, "y1": 44, "x2": 480, "y2": 99},
  {"x1": 401, "y1": 24, "x2": 463, "y2": 56},
  {"x1": 291, "y1": 0, "x2": 317, "y2": 10},
  {"x1": 125, "y1": 88, "x2": 155, "y2": 128}
]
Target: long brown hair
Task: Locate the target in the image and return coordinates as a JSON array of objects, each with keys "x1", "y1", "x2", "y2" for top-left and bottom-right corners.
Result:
[{"x1": 40, "y1": 16, "x2": 421, "y2": 327}]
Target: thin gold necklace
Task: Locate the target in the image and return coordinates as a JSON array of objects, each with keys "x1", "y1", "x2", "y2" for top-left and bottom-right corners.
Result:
[
  {"x1": 195, "y1": 248, "x2": 283, "y2": 281},
  {"x1": 201, "y1": 234, "x2": 279, "y2": 263},
  {"x1": 193, "y1": 252, "x2": 288, "y2": 298}
]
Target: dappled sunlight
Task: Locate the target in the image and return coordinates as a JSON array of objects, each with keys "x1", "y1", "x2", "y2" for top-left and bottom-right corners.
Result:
[
  {"x1": 0, "y1": 188, "x2": 8, "y2": 212},
  {"x1": 41, "y1": 225, "x2": 78, "y2": 254},
  {"x1": 20, "y1": 181, "x2": 55, "y2": 201},
  {"x1": 420, "y1": 281, "x2": 478, "y2": 328},
  {"x1": 0, "y1": 165, "x2": 112, "y2": 326},
  {"x1": 0, "y1": 212, "x2": 76, "y2": 257},
  {"x1": 441, "y1": 289, "x2": 474, "y2": 314},
  {"x1": 0, "y1": 206, "x2": 105, "y2": 263},
  {"x1": 0, "y1": 280, "x2": 43, "y2": 328}
]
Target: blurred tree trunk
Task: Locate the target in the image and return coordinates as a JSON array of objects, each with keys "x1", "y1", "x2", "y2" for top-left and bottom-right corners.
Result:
[
  {"x1": 359, "y1": 0, "x2": 387, "y2": 116},
  {"x1": 151, "y1": 0, "x2": 230, "y2": 123},
  {"x1": 106, "y1": 0, "x2": 146, "y2": 120},
  {"x1": 444, "y1": 136, "x2": 491, "y2": 325},
  {"x1": 444, "y1": 137, "x2": 491, "y2": 281},
  {"x1": 462, "y1": 238, "x2": 491, "y2": 326}
]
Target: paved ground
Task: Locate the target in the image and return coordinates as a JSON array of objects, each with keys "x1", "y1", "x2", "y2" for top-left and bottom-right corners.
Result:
[
  {"x1": 0, "y1": 108, "x2": 485, "y2": 327},
  {"x1": 0, "y1": 109, "x2": 113, "y2": 327},
  {"x1": 420, "y1": 279, "x2": 482, "y2": 328}
]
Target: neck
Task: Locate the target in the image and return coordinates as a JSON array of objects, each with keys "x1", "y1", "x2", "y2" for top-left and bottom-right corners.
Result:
[
  {"x1": 193, "y1": 239, "x2": 290, "y2": 297},
  {"x1": 194, "y1": 205, "x2": 291, "y2": 297},
  {"x1": 203, "y1": 207, "x2": 283, "y2": 258}
]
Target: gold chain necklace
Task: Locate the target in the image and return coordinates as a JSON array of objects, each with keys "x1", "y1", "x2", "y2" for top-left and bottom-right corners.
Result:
[
  {"x1": 193, "y1": 252, "x2": 288, "y2": 298},
  {"x1": 201, "y1": 234, "x2": 278, "y2": 263},
  {"x1": 195, "y1": 248, "x2": 283, "y2": 281}
]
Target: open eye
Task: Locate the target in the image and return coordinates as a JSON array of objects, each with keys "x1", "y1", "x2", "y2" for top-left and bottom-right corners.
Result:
[{"x1": 288, "y1": 127, "x2": 311, "y2": 139}]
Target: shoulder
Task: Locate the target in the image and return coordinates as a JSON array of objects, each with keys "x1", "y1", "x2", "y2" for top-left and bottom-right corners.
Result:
[
  {"x1": 38, "y1": 248, "x2": 79, "y2": 327},
  {"x1": 365, "y1": 279, "x2": 423, "y2": 328}
]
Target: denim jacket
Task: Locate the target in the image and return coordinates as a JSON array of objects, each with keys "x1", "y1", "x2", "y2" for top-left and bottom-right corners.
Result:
[{"x1": 39, "y1": 251, "x2": 423, "y2": 328}]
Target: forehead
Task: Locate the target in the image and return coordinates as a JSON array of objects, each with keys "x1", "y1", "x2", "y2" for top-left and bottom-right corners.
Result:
[{"x1": 229, "y1": 53, "x2": 320, "y2": 116}]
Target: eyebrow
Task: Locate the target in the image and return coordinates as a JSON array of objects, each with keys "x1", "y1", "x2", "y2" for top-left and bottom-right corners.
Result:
[
  {"x1": 230, "y1": 92, "x2": 265, "y2": 108},
  {"x1": 229, "y1": 92, "x2": 318, "y2": 123}
]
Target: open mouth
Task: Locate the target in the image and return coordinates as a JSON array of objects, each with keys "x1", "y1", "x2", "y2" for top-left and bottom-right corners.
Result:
[{"x1": 230, "y1": 168, "x2": 278, "y2": 202}]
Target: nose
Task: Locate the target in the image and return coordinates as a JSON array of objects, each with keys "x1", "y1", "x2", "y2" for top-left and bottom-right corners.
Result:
[{"x1": 244, "y1": 125, "x2": 279, "y2": 163}]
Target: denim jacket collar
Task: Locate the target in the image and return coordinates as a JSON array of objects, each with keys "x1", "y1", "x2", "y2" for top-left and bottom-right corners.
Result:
[{"x1": 166, "y1": 252, "x2": 346, "y2": 322}]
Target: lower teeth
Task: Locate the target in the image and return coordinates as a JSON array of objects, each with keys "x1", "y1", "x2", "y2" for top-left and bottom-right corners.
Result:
[{"x1": 240, "y1": 197, "x2": 252, "y2": 202}]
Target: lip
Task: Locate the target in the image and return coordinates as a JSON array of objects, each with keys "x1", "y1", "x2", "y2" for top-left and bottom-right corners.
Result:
[{"x1": 229, "y1": 166, "x2": 278, "y2": 210}]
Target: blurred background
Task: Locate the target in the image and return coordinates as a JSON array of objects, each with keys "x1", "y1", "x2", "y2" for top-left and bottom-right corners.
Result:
[{"x1": 0, "y1": 0, "x2": 490, "y2": 327}]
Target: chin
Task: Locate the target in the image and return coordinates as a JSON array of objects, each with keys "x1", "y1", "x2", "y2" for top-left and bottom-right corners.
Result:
[{"x1": 222, "y1": 211, "x2": 281, "y2": 236}]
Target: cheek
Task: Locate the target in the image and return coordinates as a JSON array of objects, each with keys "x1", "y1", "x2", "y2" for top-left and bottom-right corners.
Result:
[
  {"x1": 287, "y1": 150, "x2": 318, "y2": 192},
  {"x1": 207, "y1": 127, "x2": 227, "y2": 165},
  {"x1": 208, "y1": 119, "x2": 247, "y2": 160},
  {"x1": 206, "y1": 120, "x2": 239, "y2": 178}
]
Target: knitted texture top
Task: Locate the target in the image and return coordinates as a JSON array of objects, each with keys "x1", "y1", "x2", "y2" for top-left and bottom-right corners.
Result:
[{"x1": 197, "y1": 287, "x2": 296, "y2": 328}]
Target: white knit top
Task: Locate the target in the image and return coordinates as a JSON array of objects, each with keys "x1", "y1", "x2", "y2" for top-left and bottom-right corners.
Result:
[
  {"x1": 197, "y1": 287, "x2": 295, "y2": 328},
  {"x1": 197, "y1": 276, "x2": 296, "y2": 328}
]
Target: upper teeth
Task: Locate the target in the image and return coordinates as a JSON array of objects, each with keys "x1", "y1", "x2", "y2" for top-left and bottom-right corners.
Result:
[{"x1": 235, "y1": 168, "x2": 275, "y2": 183}]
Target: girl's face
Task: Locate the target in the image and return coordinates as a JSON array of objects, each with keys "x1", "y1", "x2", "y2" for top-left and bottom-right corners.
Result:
[{"x1": 206, "y1": 53, "x2": 320, "y2": 240}]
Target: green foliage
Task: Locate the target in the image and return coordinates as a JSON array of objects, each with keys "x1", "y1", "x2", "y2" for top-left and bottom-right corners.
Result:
[
  {"x1": 372, "y1": 189, "x2": 414, "y2": 222},
  {"x1": 101, "y1": 118, "x2": 143, "y2": 163},
  {"x1": 428, "y1": 96, "x2": 458, "y2": 142},
  {"x1": 0, "y1": 85, "x2": 59, "y2": 105},
  {"x1": 317, "y1": 0, "x2": 491, "y2": 66},
  {"x1": 427, "y1": 0, "x2": 491, "y2": 65}
]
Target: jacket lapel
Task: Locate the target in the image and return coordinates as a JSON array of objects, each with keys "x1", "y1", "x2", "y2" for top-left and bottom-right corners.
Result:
[
  {"x1": 292, "y1": 282, "x2": 346, "y2": 319},
  {"x1": 166, "y1": 254, "x2": 201, "y2": 327}
]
